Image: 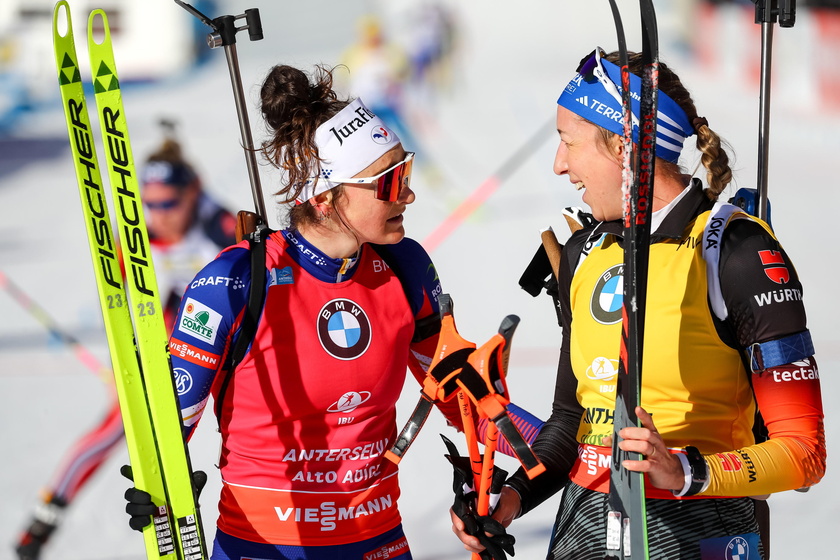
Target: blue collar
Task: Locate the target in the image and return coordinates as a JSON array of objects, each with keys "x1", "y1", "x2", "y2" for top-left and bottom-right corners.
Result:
[{"x1": 281, "y1": 229, "x2": 360, "y2": 283}]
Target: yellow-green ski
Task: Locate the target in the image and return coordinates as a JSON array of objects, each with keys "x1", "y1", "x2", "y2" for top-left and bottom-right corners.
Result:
[{"x1": 52, "y1": 2, "x2": 207, "y2": 558}]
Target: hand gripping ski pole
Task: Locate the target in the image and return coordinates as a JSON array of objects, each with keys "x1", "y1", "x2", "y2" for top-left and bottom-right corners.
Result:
[
  {"x1": 174, "y1": 0, "x2": 267, "y2": 236},
  {"x1": 386, "y1": 293, "x2": 476, "y2": 464},
  {"x1": 440, "y1": 313, "x2": 536, "y2": 560}
]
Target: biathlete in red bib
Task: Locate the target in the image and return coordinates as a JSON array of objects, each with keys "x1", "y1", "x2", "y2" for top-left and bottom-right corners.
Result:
[{"x1": 121, "y1": 65, "x2": 541, "y2": 560}]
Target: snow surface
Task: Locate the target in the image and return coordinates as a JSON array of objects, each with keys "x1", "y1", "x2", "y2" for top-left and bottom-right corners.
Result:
[{"x1": 1, "y1": 1, "x2": 838, "y2": 558}]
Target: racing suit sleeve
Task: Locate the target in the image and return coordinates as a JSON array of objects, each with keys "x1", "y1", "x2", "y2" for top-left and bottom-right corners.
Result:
[
  {"x1": 702, "y1": 219, "x2": 825, "y2": 496},
  {"x1": 167, "y1": 244, "x2": 252, "y2": 441},
  {"x1": 504, "y1": 228, "x2": 589, "y2": 515},
  {"x1": 375, "y1": 238, "x2": 465, "y2": 430}
]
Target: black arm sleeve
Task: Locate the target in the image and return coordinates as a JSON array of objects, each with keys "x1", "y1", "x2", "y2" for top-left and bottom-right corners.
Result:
[
  {"x1": 505, "y1": 228, "x2": 590, "y2": 515},
  {"x1": 718, "y1": 219, "x2": 808, "y2": 347}
]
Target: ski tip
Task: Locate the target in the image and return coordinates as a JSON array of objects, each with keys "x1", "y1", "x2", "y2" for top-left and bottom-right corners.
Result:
[
  {"x1": 53, "y1": 1, "x2": 72, "y2": 41},
  {"x1": 88, "y1": 9, "x2": 111, "y2": 47}
]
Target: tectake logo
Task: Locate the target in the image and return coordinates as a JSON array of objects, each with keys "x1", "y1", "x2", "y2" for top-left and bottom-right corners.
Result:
[
  {"x1": 178, "y1": 297, "x2": 222, "y2": 345},
  {"x1": 770, "y1": 360, "x2": 819, "y2": 383}
]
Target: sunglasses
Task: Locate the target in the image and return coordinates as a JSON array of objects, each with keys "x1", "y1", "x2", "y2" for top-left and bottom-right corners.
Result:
[
  {"x1": 144, "y1": 197, "x2": 182, "y2": 211},
  {"x1": 327, "y1": 152, "x2": 415, "y2": 202},
  {"x1": 577, "y1": 48, "x2": 638, "y2": 128}
]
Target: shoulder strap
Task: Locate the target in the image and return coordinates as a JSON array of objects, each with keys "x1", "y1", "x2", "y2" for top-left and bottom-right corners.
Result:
[
  {"x1": 214, "y1": 226, "x2": 270, "y2": 424},
  {"x1": 702, "y1": 201, "x2": 745, "y2": 322},
  {"x1": 703, "y1": 199, "x2": 780, "y2": 322}
]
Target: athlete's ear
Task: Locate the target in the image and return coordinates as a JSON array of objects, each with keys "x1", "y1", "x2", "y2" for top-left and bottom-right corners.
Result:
[
  {"x1": 610, "y1": 133, "x2": 624, "y2": 164},
  {"x1": 309, "y1": 189, "x2": 333, "y2": 208},
  {"x1": 309, "y1": 190, "x2": 334, "y2": 223}
]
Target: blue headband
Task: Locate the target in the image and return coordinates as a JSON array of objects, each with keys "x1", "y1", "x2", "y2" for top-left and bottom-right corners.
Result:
[
  {"x1": 141, "y1": 160, "x2": 197, "y2": 188},
  {"x1": 557, "y1": 52, "x2": 693, "y2": 163}
]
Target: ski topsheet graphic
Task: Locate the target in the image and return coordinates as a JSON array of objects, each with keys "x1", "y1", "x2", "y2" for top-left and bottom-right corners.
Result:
[
  {"x1": 52, "y1": 2, "x2": 207, "y2": 559},
  {"x1": 605, "y1": 0, "x2": 659, "y2": 558}
]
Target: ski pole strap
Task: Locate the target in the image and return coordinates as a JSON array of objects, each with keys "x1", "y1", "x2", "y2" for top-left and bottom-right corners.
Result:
[
  {"x1": 427, "y1": 347, "x2": 477, "y2": 400},
  {"x1": 747, "y1": 330, "x2": 814, "y2": 373},
  {"x1": 492, "y1": 414, "x2": 545, "y2": 478},
  {"x1": 215, "y1": 227, "x2": 270, "y2": 422},
  {"x1": 385, "y1": 396, "x2": 434, "y2": 464},
  {"x1": 386, "y1": 345, "x2": 475, "y2": 464},
  {"x1": 456, "y1": 362, "x2": 545, "y2": 479},
  {"x1": 386, "y1": 295, "x2": 476, "y2": 464},
  {"x1": 540, "y1": 228, "x2": 563, "y2": 281}
]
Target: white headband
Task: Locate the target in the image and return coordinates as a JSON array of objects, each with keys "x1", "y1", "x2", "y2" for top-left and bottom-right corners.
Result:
[{"x1": 297, "y1": 98, "x2": 400, "y2": 202}]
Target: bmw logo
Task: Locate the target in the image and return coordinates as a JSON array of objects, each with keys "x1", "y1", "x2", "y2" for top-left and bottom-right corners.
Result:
[
  {"x1": 725, "y1": 536, "x2": 749, "y2": 560},
  {"x1": 317, "y1": 299, "x2": 372, "y2": 360},
  {"x1": 590, "y1": 264, "x2": 624, "y2": 324}
]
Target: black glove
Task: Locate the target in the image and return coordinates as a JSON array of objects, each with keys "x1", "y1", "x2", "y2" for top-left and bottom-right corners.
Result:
[
  {"x1": 441, "y1": 435, "x2": 516, "y2": 560},
  {"x1": 120, "y1": 465, "x2": 207, "y2": 532}
]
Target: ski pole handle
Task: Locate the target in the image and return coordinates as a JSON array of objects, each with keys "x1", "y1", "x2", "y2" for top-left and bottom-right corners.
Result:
[
  {"x1": 540, "y1": 228, "x2": 562, "y2": 281},
  {"x1": 754, "y1": 0, "x2": 796, "y2": 26},
  {"x1": 459, "y1": 391, "x2": 484, "y2": 490}
]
